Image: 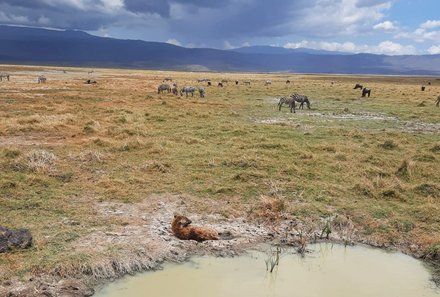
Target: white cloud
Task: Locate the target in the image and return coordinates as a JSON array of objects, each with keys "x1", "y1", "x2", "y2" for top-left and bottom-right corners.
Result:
[
  {"x1": 420, "y1": 20, "x2": 440, "y2": 30},
  {"x1": 373, "y1": 21, "x2": 397, "y2": 31},
  {"x1": 37, "y1": 16, "x2": 51, "y2": 25},
  {"x1": 427, "y1": 45, "x2": 440, "y2": 55},
  {"x1": 223, "y1": 40, "x2": 235, "y2": 50},
  {"x1": 166, "y1": 38, "x2": 182, "y2": 46},
  {"x1": 284, "y1": 40, "x2": 416, "y2": 55}
]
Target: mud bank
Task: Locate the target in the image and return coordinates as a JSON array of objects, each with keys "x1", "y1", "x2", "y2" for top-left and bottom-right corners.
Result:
[{"x1": 0, "y1": 194, "x2": 438, "y2": 297}]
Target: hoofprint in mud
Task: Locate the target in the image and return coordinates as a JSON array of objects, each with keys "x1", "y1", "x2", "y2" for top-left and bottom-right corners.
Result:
[{"x1": 0, "y1": 194, "x2": 430, "y2": 297}]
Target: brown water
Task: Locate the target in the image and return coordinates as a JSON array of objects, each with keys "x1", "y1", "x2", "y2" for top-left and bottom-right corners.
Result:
[{"x1": 95, "y1": 243, "x2": 440, "y2": 297}]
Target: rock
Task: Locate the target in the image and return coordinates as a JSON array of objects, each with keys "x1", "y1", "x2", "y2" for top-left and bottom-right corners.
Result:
[{"x1": 0, "y1": 226, "x2": 32, "y2": 253}]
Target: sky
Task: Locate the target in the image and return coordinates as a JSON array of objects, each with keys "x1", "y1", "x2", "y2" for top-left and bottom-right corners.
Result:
[{"x1": 0, "y1": 0, "x2": 440, "y2": 55}]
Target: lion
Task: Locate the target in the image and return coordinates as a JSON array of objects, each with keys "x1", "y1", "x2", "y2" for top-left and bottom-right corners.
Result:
[{"x1": 171, "y1": 214, "x2": 219, "y2": 242}]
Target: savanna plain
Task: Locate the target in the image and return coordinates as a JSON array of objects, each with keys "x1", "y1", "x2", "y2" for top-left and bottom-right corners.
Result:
[{"x1": 0, "y1": 65, "x2": 439, "y2": 294}]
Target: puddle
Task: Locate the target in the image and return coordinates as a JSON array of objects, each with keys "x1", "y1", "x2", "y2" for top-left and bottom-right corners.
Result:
[{"x1": 95, "y1": 243, "x2": 440, "y2": 297}]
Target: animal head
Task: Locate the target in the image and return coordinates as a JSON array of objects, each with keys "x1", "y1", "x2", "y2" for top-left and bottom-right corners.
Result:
[{"x1": 173, "y1": 214, "x2": 192, "y2": 227}]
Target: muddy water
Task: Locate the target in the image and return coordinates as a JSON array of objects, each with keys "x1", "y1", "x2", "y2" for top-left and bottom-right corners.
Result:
[{"x1": 95, "y1": 243, "x2": 440, "y2": 297}]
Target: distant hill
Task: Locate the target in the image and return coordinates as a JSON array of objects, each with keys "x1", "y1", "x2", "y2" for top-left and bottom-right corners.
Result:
[{"x1": 1, "y1": 25, "x2": 440, "y2": 75}]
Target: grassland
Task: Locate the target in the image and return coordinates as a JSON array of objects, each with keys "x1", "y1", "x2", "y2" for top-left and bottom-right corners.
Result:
[{"x1": 0, "y1": 65, "x2": 439, "y2": 283}]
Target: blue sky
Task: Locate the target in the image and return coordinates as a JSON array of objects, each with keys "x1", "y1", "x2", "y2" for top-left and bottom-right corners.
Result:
[{"x1": 0, "y1": 0, "x2": 439, "y2": 55}]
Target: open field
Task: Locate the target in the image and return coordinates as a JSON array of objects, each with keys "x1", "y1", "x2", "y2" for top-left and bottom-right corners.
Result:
[{"x1": 0, "y1": 65, "x2": 439, "y2": 294}]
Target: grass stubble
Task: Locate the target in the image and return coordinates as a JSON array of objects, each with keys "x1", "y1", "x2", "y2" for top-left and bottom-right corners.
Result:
[{"x1": 0, "y1": 65, "x2": 439, "y2": 283}]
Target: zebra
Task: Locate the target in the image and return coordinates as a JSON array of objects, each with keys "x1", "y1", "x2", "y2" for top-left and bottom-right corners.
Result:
[
  {"x1": 265, "y1": 80, "x2": 272, "y2": 86},
  {"x1": 158, "y1": 84, "x2": 171, "y2": 94},
  {"x1": 278, "y1": 96, "x2": 296, "y2": 113},
  {"x1": 163, "y1": 77, "x2": 173, "y2": 82},
  {"x1": 180, "y1": 86, "x2": 196, "y2": 97},
  {"x1": 38, "y1": 76, "x2": 47, "y2": 83},
  {"x1": 199, "y1": 87, "x2": 205, "y2": 98},
  {"x1": 353, "y1": 83, "x2": 363, "y2": 90},
  {"x1": 244, "y1": 80, "x2": 251, "y2": 86},
  {"x1": 362, "y1": 87, "x2": 371, "y2": 97},
  {"x1": 291, "y1": 93, "x2": 311, "y2": 109},
  {"x1": 0, "y1": 73, "x2": 10, "y2": 81},
  {"x1": 171, "y1": 85, "x2": 178, "y2": 95},
  {"x1": 436, "y1": 95, "x2": 440, "y2": 107}
]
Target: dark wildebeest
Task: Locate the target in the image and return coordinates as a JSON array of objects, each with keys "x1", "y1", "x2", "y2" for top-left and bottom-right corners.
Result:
[
  {"x1": 38, "y1": 76, "x2": 47, "y2": 83},
  {"x1": 163, "y1": 77, "x2": 173, "y2": 82},
  {"x1": 362, "y1": 87, "x2": 371, "y2": 97},
  {"x1": 218, "y1": 82, "x2": 223, "y2": 87},
  {"x1": 198, "y1": 87, "x2": 205, "y2": 98},
  {"x1": 436, "y1": 95, "x2": 440, "y2": 107},
  {"x1": 180, "y1": 86, "x2": 196, "y2": 97},
  {"x1": 428, "y1": 82, "x2": 431, "y2": 85},
  {"x1": 291, "y1": 93, "x2": 311, "y2": 109},
  {"x1": 354, "y1": 83, "x2": 363, "y2": 90},
  {"x1": 244, "y1": 80, "x2": 251, "y2": 86},
  {"x1": 421, "y1": 86, "x2": 426, "y2": 91},
  {"x1": 158, "y1": 84, "x2": 171, "y2": 94},
  {"x1": 207, "y1": 81, "x2": 212, "y2": 86},
  {"x1": 286, "y1": 80, "x2": 291, "y2": 84},
  {"x1": 278, "y1": 96, "x2": 296, "y2": 113},
  {"x1": 0, "y1": 73, "x2": 10, "y2": 81},
  {"x1": 235, "y1": 80, "x2": 239, "y2": 85}
]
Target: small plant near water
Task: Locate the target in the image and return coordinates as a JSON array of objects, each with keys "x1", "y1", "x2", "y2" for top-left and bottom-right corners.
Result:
[{"x1": 264, "y1": 245, "x2": 284, "y2": 273}]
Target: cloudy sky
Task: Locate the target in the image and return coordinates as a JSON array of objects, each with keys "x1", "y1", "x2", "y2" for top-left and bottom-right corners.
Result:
[{"x1": 1, "y1": 0, "x2": 440, "y2": 55}]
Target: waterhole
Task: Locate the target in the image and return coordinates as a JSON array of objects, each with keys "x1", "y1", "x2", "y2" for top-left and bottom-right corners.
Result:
[{"x1": 95, "y1": 243, "x2": 439, "y2": 297}]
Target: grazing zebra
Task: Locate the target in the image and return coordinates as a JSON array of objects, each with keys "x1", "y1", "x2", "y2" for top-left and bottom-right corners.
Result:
[
  {"x1": 199, "y1": 87, "x2": 205, "y2": 98},
  {"x1": 244, "y1": 80, "x2": 251, "y2": 86},
  {"x1": 436, "y1": 95, "x2": 440, "y2": 107},
  {"x1": 180, "y1": 86, "x2": 196, "y2": 97},
  {"x1": 353, "y1": 83, "x2": 363, "y2": 90},
  {"x1": 0, "y1": 73, "x2": 10, "y2": 81},
  {"x1": 278, "y1": 96, "x2": 296, "y2": 113},
  {"x1": 362, "y1": 87, "x2": 371, "y2": 97},
  {"x1": 158, "y1": 84, "x2": 171, "y2": 94},
  {"x1": 218, "y1": 82, "x2": 223, "y2": 87},
  {"x1": 38, "y1": 76, "x2": 47, "y2": 83},
  {"x1": 265, "y1": 80, "x2": 272, "y2": 86},
  {"x1": 163, "y1": 77, "x2": 173, "y2": 82},
  {"x1": 171, "y1": 86, "x2": 178, "y2": 95},
  {"x1": 291, "y1": 93, "x2": 311, "y2": 109}
]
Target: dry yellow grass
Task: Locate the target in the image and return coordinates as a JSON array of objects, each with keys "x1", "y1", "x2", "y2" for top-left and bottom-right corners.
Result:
[{"x1": 0, "y1": 64, "x2": 439, "y2": 280}]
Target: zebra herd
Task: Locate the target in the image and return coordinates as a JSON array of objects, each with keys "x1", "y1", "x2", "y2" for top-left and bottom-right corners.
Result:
[{"x1": 157, "y1": 83, "x2": 205, "y2": 98}]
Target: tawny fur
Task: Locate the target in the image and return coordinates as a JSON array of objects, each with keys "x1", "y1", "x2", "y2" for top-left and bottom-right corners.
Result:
[{"x1": 171, "y1": 215, "x2": 219, "y2": 242}]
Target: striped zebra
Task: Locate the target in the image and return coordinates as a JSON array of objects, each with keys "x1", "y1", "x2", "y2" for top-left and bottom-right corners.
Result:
[
  {"x1": 0, "y1": 73, "x2": 10, "y2": 81},
  {"x1": 244, "y1": 80, "x2": 251, "y2": 85},
  {"x1": 278, "y1": 96, "x2": 296, "y2": 113},
  {"x1": 291, "y1": 93, "x2": 311, "y2": 109},
  {"x1": 38, "y1": 75, "x2": 47, "y2": 83},
  {"x1": 198, "y1": 87, "x2": 205, "y2": 98},
  {"x1": 158, "y1": 84, "x2": 171, "y2": 94},
  {"x1": 180, "y1": 86, "x2": 196, "y2": 97},
  {"x1": 265, "y1": 80, "x2": 272, "y2": 86}
]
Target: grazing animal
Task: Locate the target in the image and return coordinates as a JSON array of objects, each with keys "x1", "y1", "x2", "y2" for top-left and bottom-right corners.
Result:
[
  {"x1": 87, "y1": 70, "x2": 94, "y2": 76},
  {"x1": 85, "y1": 79, "x2": 97, "y2": 84},
  {"x1": 436, "y1": 95, "x2": 440, "y2": 107},
  {"x1": 265, "y1": 80, "x2": 272, "y2": 86},
  {"x1": 235, "y1": 80, "x2": 239, "y2": 85},
  {"x1": 353, "y1": 83, "x2": 363, "y2": 90},
  {"x1": 244, "y1": 80, "x2": 251, "y2": 86},
  {"x1": 421, "y1": 86, "x2": 426, "y2": 91},
  {"x1": 286, "y1": 80, "x2": 291, "y2": 84},
  {"x1": 428, "y1": 82, "x2": 431, "y2": 85},
  {"x1": 171, "y1": 215, "x2": 219, "y2": 242},
  {"x1": 158, "y1": 84, "x2": 171, "y2": 94},
  {"x1": 207, "y1": 81, "x2": 212, "y2": 86},
  {"x1": 163, "y1": 77, "x2": 173, "y2": 82},
  {"x1": 278, "y1": 96, "x2": 296, "y2": 113},
  {"x1": 171, "y1": 86, "x2": 178, "y2": 95},
  {"x1": 218, "y1": 82, "x2": 223, "y2": 87},
  {"x1": 291, "y1": 93, "x2": 311, "y2": 109},
  {"x1": 0, "y1": 73, "x2": 10, "y2": 81},
  {"x1": 221, "y1": 79, "x2": 228, "y2": 83},
  {"x1": 37, "y1": 76, "x2": 47, "y2": 83},
  {"x1": 199, "y1": 87, "x2": 205, "y2": 98},
  {"x1": 180, "y1": 86, "x2": 196, "y2": 97},
  {"x1": 361, "y1": 87, "x2": 371, "y2": 97}
]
